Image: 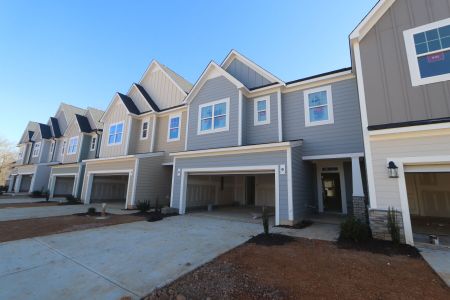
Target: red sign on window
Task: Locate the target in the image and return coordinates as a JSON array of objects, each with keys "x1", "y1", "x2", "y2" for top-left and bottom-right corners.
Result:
[{"x1": 427, "y1": 52, "x2": 445, "y2": 63}]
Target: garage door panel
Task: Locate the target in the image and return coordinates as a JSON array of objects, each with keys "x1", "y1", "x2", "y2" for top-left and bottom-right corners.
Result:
[
  {"x1": 19, "y1": 175, "x2": 32, "y2": 192},
  {"x1": 91, "y1": 175, "x2": 128, "y2": 203},
  {"x1": 54, "y1": 177, "x2": 75, "y2": 196}
]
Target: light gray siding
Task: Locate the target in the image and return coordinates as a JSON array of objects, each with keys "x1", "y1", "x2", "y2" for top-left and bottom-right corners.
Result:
[
  {"x1": 283, "y1": 78, "x2": 363, "y2": 156},
  {"x1": 291, "y1": 146, "x2": 313, "y2": 220},
  {"x1": 86, "y1": 134, "x2": 99, "y2": 160},
  {"x1": 99, "y1": 96, "x2": 129, "y2": 158},
  {"x1": 79, "y1": 134, "x2": 91, "y2": 161},
  {"x1": 154, "y1": 110, "x2": 187, "y2": 162},
  {"x1": 245, "y1": 92, "x2": 279, "y2": 145},
  {"x1": 360, "y1": 0, "x2": 450, "y2": 126},
  {"x1": 51, "y1": 165, "x2": 80, "y2": 175},
  {"x1": 225, "y1": 59, "x2": 272, "y2": 89},
  {"x1": 134, "y1": 156, "x2": 171, "y2": 206},
  {"x1": 186, "y1": 76, "x2": 239, "y2": 150}
]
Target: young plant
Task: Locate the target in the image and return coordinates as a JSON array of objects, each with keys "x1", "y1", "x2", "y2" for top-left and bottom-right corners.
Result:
[
  {"x1": 262, "y1": 206, "x2": 270, "y2": 235},
  {"x1": 65, "y1": 195, "x2": 81, "y2": 204},
  {"x1": 387, "y1": 206, "x2": 400, "y2": 245},
  {"x1": 87, "y1": 207, "x2": 97, "y2": 215},
  {"x1": 339, "y1": 217, "x2": 371, "y2": 243},
  {"x1": 136, "y1": 200, "x2": 151, "y2": 213}
]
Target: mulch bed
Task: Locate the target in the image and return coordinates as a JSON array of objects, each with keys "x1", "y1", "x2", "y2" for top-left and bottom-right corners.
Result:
[
  {"x1": 145, "y1": 234, "x2": 450, "y2": 300},
  {"x1": 277, "y1": 220, "x2": 313, "y2": 229}
]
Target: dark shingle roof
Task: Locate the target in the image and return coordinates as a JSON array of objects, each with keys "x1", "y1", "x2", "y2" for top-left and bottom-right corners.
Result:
[
  {"x1": 134, "y1": 83, "x2": 160, "y2": 112},
  {"x1": 117, "y1": 93, "x2": 140, "y2": 115},
  {"x1": 50, "y1": 117, "x2": 62, "y2": 138},
  {"x1": 39, "y1": 123, "x2": 53, "y2": 139},
  {"x1": 75, "y1": 114, "x2": 93, "y2": 133}
]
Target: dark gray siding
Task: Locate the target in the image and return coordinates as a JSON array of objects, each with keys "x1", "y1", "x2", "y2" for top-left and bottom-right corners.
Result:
[
  {"x1": 291, "y1": 146, "x2": 313, "y2": 220},
  {"x1": 245, "y1": 92, "x2": 279, "y2": 145},
  {"x1": 283, "y1": 78, "x2": 363, "y2": 156},
  {"x1": 360, "y1": 0, "x2": 450, "y2": 126},
  {"x1": 79, "y1": 135, "x2": 91, "y2": 162},
  {"x1": 225, "y1": 59, "x2": 272, "y2": 89},
  {"x1": 187, "y1": 76, "x2": 239, "y2": 150},
  {"x1": 344, "y1": 162, "x2": 353, "y2": 215}
]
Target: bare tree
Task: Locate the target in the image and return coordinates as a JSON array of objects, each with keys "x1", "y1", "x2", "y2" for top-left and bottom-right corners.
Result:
[{"x1": 0, "y1": 138, "x2": 17, "y2": 187}]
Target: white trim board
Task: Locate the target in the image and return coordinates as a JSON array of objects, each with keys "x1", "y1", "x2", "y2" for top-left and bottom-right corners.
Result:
[{"x1": 303, "y1": 152, "x2": 364, "y2": 160}]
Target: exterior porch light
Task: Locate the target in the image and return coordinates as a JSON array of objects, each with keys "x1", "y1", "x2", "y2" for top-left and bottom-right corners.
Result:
[{"x1": 387, "y1": 161, "x2": 399, "y2": 178}]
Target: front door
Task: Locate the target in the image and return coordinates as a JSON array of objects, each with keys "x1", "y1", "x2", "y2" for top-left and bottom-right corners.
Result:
[{"x1": 321, "y1": 173, "x2": 342, "y2": 212}]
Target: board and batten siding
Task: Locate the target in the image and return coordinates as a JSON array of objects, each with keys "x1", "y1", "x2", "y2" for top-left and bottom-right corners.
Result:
[
  {"x1": 245, "y1": 92, "x2": 279, "y2": 145},
  {"x1": 225, "y1": 59, "x2": 272, "y2": 89},
  {"x1": 154, "y1": 110, "x2": 187, "y2": 161},
  {"x1": 128, "y1": 85, "x2": 151, "y2": 114},
  {"x1": 62, "y1": 121, "x2": 81, "y2": 164},
  {"x1": 99, "y1": 97, "x2": 129, "y2": 158},
  {"x1": 282, "y1": 78, "x2": 363, "y2": 156},
  {"x1": 171, "y1": 150, "x2": 291, "y2": 221},
  {"x1": 140, "y1": 69, "x2": 185, "y2": 110},
  {"x1": 186, "y1": 76, "x2": 239, "y2": 150},
  {"x1": 360, "y1": 0, "x2": 450, "y2": 126}
]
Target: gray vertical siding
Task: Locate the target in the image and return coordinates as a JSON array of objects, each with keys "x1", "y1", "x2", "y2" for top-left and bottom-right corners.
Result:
[
  {"x1": 343, "y1": 161, "x2": 353, "y2": 215},
  {"x1": 282, "y1": 78, "x2": 363, "y2": 156},
  {"x1": 245, "y1": 92, "x2": 279, "y2": 145},
  {"x1": 360, "y1": 0, "x2": 450, "y2": 126},
  {"x1": 79, "y1": 134, "x2": 91, "y2": 162},
  {"x1": 186, "y1": 76, "x2": 239, "y2": 150},
  {"x1": 225, "y1": 59, "x2": 272, "y2": 89},
  {"x1": 291, "y1": 146, "x2": 313, "y2": 220}
]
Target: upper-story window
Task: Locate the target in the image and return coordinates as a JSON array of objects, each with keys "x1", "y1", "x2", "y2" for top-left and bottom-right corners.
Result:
[
  {"x1": 198, "y1": 98, "x2": 230, "y2": 135},
  {"x1": 32, "y1": 142, "x2": 41, "y2": 157},
  {"x1": 254, "y1": 96, "x2": 270, "y2": 126},
  {"x1": 141, "y1": 120, "x2": 149, "y2": 140},
  {"x1": 404, "y1": 18, "x2": 450, "y2": 86},
  {"x1": 108, "y1": 122, "x2": 124, "y2": 145},
  {"x1": 304, "y1": 85, "x2": 334, "y2": 127},
  {"x1": 90, "y1": 136, "x2": 97, "y2": 151},
  {"x1": 67, "y1": 137, "x2": 78, "y2": 155},
  {"x1": 61, "y1": 140, "x2": 66, "y2": 156},
  {"x1": 167, "y1": 114, "x2": 181, "y2": 142}
]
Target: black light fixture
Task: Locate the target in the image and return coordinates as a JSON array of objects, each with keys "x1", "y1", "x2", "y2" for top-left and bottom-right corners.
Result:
[{"x1": 387, "y1": 161, "x2": 399, "y2": 178}]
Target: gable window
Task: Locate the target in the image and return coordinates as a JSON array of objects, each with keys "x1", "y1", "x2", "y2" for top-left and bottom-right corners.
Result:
[
  {"x1": 304, "y1": 85, "x2": 334, "y2": 127},
  {"x1": 167, "y1": 114, "x2": 181, "y2": 142},
  {"x1": 32, "y1": 142, "x2": 41, "y2": 157},
  {"x1": 404, "y1": 18, "x2": 450, "y2": 86},
  {"x1": 67, "y1": 137, "x2": 78, "y2": 155},
  {"x1": 108, "y1": 122, "x2": 124, "y2": 145},
  {"x1": 198, "y1": 98, "x2": 230, "y2": 134},
  {"x1": 141, "y1": 120, "x2": 149, "y2": 140},
  {"x1": 90, "y1": 136, "x2": 97, "y2": 151},
  {"x1": 254, "y1": 96, "x2": 270, "y2": 126}
]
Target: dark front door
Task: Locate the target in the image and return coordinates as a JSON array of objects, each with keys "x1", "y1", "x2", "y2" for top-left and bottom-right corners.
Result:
[
  {"x1": 246, "y1": 176, "x2": 255, "y2": 205},
  {"x1": 321, "y1": 173, "x2": 342, "y2": 212}
]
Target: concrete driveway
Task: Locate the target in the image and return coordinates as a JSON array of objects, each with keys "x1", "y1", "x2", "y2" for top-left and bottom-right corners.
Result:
[{"x1": 0, "y1": 215, "x2": 261, "y2": 299}]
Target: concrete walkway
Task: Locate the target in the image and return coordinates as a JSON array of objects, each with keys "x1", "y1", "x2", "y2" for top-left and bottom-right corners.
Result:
[
  {"x1": 417, "y1": 244, "x2": 450, "y2": 287},
  {"x1": 0, "y1": 196, "x2": 65, "y2": 204},
  {"x1": 0, "y1": 215, "x2": 261, "y2": 299}
]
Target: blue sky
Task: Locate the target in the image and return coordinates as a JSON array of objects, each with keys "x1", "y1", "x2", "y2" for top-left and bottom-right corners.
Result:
[{"x1": 0, "y1": 0, "x2": 376, "y2": 144}]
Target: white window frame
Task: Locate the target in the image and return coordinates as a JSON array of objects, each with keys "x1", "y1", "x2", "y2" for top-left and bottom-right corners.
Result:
[
  {"x1": 61, "y1": 140, "x2": 66, "y2": 156},
  {"x1": 304, "y1": 85, "x2": 334, "y2": 127},
  {"x1": 50, "y1": 141, "x2": 55, "y2": 154},
  {"x1": 404, "y1": 18, "x2": 450, "y2": 86},
  {"x1": 107, "y1": 121, "x2": 124, "y2": 146},
  {"x1": 197, "y1": 98, "x2": 230, "y2": 135},
  {"x1": 67, "y1": 136, "x2": 78, "y2": 155},
  {"x1": 90, "y1": 136, "x2": 97, "y2": 151},
  {"x1": 167, "y1": 113, "x2": 181, "y2": 142},
  {"x1": 140, "y1": 120, "x2": 149, "y2": 140},
  {"x1": 254, "y1": 96, "x2": 271, "y2": 126},
  {"x1": 32, "y1": 142, "x2": 41, "y2": 158}
]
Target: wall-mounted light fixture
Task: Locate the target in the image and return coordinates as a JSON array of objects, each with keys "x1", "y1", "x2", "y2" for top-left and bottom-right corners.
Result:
[{"x1": 387, "y1": 161, "x2": 399, "y2": 178}]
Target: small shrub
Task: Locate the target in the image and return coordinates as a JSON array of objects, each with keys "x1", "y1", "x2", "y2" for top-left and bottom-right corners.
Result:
[
  {"x1": 262, "y1": 206, "x2": 270, "y2": 235},
  {"x1": 31, "y1": 190, "x2": 42, "y2": 197},
  {"x1": 65, "y1": 195, "x2": 80, "y2": 204},
  {"x1": 340, "y1": 217, "x2": 371, "y2": 243},
  {"x1": 87, "y1": 207, "x2": 97, "y2": 215},
  {"x1": 136, "y1": 200, "x2": 151, "y2": 213},
  {"x1": 387, "y1": 206, "x2": 401, "y2": 245}
]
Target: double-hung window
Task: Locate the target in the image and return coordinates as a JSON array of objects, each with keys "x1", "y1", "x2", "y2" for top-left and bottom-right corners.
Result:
[
  {"x1": 254, "y1": 96, "x2": 270, "y2": 126},
  {"x1": 67, "y1": 137, "x2": 78, "y2": 155},
  {"x1": 32, "y1": 142, "x2": 41, "y2": 157},
  {"x1": 404, "y1": 18, "x2": 450, "y2": 86},
  {"x1": 108, "y1": 122, "x2": 124, "y2": 145},
  {"x1": 304, "y1": 85, "x2": 334, "y2": 127},
  {"x1": 141, "y1": 121, "x2": 149, "y2": 140},
  {"x1": 90, "y1": 136, "x2": 97, "y2": 151},
  {"x1": 198, "y1": 98, "x2": 230, "y2": 134},
  {"x1": 167, "y1": 114, "x2": 181, "y2": 141}
]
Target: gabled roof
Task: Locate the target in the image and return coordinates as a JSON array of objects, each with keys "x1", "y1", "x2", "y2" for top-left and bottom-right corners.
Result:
[
  {"x1": 50, "y1": 117, "x2": 62, "y2": 138},
  {"x1": 38, "y1": 123, "x2": 53, "y2": 139},
  {"x1": 183, "y1": 61, "x2": 247, "y2": 104},
  {"x1": 350, "y1": 0, "x2": 394, "y2": 42},
  {"x1": 117, "y1": 93, "x2": 140, "y2": 115},
  {"x1": 75, "y1": 114, "x2": 93, "y2": 133},
  {"x1": 133, "y1": 83, "x2": 160, "y2": 112},
  {"x1": 221, "y1": 49, "x2": 285, "y2": 85}
]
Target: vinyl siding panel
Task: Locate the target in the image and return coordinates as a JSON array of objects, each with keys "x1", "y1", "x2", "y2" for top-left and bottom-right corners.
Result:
[
  {"x1": 51, "y1": 165, "x2": 80, "y2": 175},
  {"x1": 154, "y1": 110, "x2": 187, "y2": 161},
  {"x1": 225, "y1": 59, "x2": 272, "y2": 89},
  {"x1": 128, "y1": 85, "x2": 151, "y2": 113},
  {"x1": 86, "y1": 134, "x2": 100, "y2": 160},
  {"x1": 99, "y1": 96, "x2": 129, "y2": 158},
  {"x1": 283, "y1": 78, "x2": 363, "y2": 156},
  {"x1": 360, "y1": 0, "x2": 450, "y2": 126},
  {"x1": 140, "y1": 70, "x2": 185, "y2": 110},
  {"x1": 291, "y1": 146, "x2": 313, "y2": 220},
  {"x1": 62, "y1": 121, "x2": 81, "y2": 164},
  {"x1": 134, "y1": 156, "x2": 171, "y2": 206},
  {"x1": 186, "y1": 76, "x2": 239, "y2": 150},
  {"x1": 130, "y1": 117, "x2": 152, "y2": 154},
  {"x1": 245, "y1": 92, "x2": 279, "y2": 145}
]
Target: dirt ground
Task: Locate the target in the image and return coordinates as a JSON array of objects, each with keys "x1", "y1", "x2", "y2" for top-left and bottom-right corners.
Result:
[
  {"x1": 146, "y1": 235, "x2": 450, "y2": 300},
  {"x1": 0, "y1": 213, "x2": 147, "y2": 243}
]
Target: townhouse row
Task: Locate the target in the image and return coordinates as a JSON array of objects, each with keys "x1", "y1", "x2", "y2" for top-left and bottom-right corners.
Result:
[{"x1": 9, "y1": 0, "x2": 450, "y2": 245}]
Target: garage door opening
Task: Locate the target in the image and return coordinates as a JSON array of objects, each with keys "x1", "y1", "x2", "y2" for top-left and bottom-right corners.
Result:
[
  {"x1": 90, "y1": 174, "x2": 129, "y2": 205},
  {"x1": 53, "y1": 176, "x2": 75, "y2": 197},
  {"x1": 406, "y1": 172, "x2": 450, "y2": 246},
  {"x1": 185, "y1": 173, "x2": 276, "y2": 223},
  {"x1": 19, "y1": 175, "x2": 32, "y2": 193}
]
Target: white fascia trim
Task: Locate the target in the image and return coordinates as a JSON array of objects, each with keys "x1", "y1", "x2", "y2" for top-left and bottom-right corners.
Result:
[
  {"x1": 130, "y1": 158, "x2": 140, "y2": 207},
  {"x1": 302, "y1": 152, "x2": 364, "y2": 161},
  {"x1": 277, "y1": 89, "x2": 282, "y2": 142},
  {"x1": 167, "y1": 113, "x2": 182, "y2": 142},
  {"x1": 353, "y1": 41, "x2": 378, "y2": 209},
  {"x1": 169, "y1": 157, "x2": 176, "y2": 207},
  {"x1": 286, "y1": 148, "x2": 293, "y2": 220},
  {"x1": 238, "y1": 90, "x2": 243, "y2": 146},
  {"x1": 82, "y1": 151, "x2": 164, "y2": 163},
  {"x1": 349, "y1": 0, "x2": 394, "y2": 41},
  {"x1": 243, "y1": 83, "x2": 284, "y2": 98},
  {"x1": 284, "y1": 72, "x2": 354, "y2": 93},
  {"x1": 124, "y1": 117, "x2": 132, "y2": 155},
  {"x1": 253, "y1": 95, "x2": 271, "y2": 126},
  {"x1": 304, "y1": 85, "x2": 334, "y2": 127},
  {"x1": 184, "y1": 104, "x2": 190, "y2": 151},
  {"x1": 197, "y1": 98, "x2": 230, "y2": 135},
  {"x1": 369, "y1": 122, "x2": 450, "y2": 136}
]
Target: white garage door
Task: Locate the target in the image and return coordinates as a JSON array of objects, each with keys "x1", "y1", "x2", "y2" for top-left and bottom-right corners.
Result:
[{"x1": 54, "y1": 176, "x2": 75, "y2": 196}]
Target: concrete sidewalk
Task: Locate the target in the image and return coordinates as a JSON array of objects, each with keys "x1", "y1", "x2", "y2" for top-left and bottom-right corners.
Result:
[
  {"x1": 0, "y1": 196, "x2": 66, "y2": 204},
  {"x1": 418, "y1": 244, "x2": 450, "y2": 287}
]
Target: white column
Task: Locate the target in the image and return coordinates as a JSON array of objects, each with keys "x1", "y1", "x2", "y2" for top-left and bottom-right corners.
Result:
[
  {"x1": 7, "y1": 176, "x2": 14, "y2": 192},
  {"x1": 49, "y1": 175, "x2": 56, "y2": 198},
  {"x1": 351, "y1": 156, "x2": 365, "y2": 197},
  {"x1": 14, "y1": 175, "x2": 22, "y2": 193}
]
